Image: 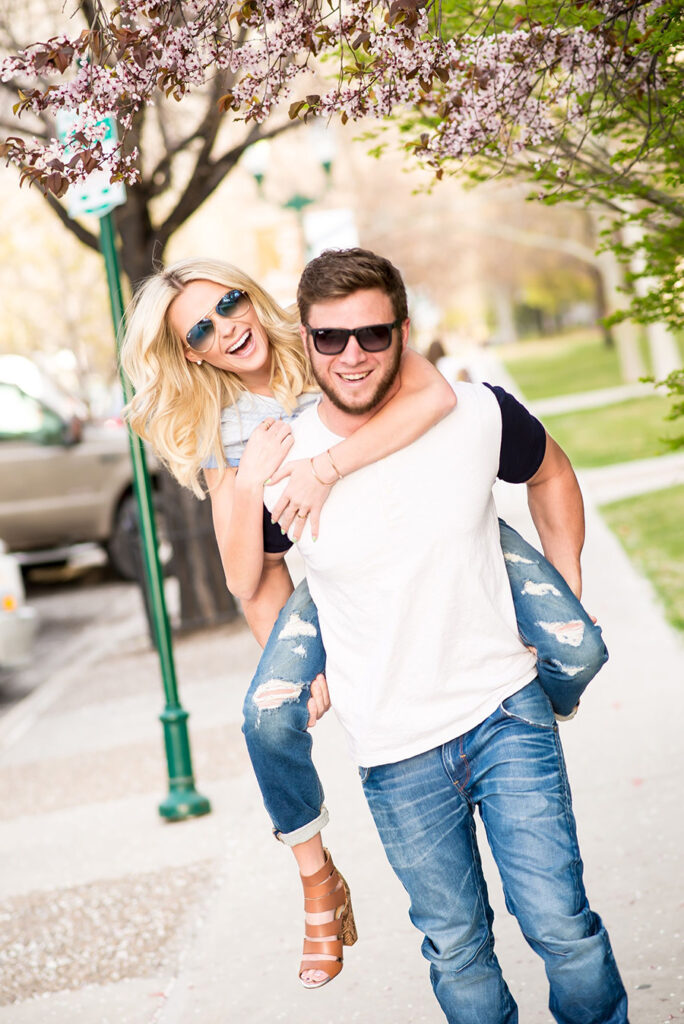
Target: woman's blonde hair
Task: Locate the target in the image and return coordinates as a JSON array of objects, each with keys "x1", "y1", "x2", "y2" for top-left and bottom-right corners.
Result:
[{"x1": 120, "y1": 258, "x2": 316, "y2": 497}]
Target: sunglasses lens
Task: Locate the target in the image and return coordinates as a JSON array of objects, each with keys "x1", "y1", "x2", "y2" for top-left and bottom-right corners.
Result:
[
  {"x1": 186, "y1": 319, "x2": 214, "y2": 351},
  {"x1": 356, "y1": 324, "x2": 392, "y2": 351},
  {"x1": 216, "y1": 290, "x2": 248, "y2": 317},
  {"x1": 312, "y1": 329, "x2": 348, "y2": 355},
  {"x1": 310, "y1": 321, "x2": 398, "y2": 354}
]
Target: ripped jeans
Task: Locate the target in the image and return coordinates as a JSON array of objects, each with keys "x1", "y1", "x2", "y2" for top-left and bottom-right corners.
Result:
[{"x1": 241, "y1": 519, "x2": 608, "y2": 845}]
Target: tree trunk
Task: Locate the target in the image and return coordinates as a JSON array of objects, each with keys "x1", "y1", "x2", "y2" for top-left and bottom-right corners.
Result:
[
  {"x1": 586, "y1": 263, "x2": 613, "y2": 347},
  {"x1": 646, "y1": 322, "x2": 682, "y2": 382},
  {"x1": 159, "y1": 470, "x2": 239, "y2": 633},
  {"x1": 621, "y1": 211, "x2": 681, "y2": 380},
  {"x1": 114, "y1": 184, "x2": 160, "y2": 290},
  {"x1": 595, "y1": 245, "x2": 646, "y2": 382},
  {"x1": 490, "y1": 282, "x2": 519, "y2": 344}
]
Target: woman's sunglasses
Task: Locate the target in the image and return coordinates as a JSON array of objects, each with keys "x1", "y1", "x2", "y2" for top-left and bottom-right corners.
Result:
[
  {"x1": 185, "y1": 289, "x2": 250, "y2": 352},
  {"x1": 305, "y1": 319, "x2": 403, "y2": 356}
]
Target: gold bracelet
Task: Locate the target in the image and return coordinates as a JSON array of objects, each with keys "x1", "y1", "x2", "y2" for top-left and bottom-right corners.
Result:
[
  {"x1": 310, "y1": 456, "x2": 336, "y2": 486},
  {"x1": 325, "y1": 448, "x2": 343, "y2": 482}
]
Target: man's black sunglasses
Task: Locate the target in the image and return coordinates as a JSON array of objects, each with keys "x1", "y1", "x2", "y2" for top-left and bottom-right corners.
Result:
[
  {"x1": 185, "y1": 289, "x2": 250, "y2": 352},
  {"x1": 305, "y1": 319, "x2": 403, "y2": 356}
]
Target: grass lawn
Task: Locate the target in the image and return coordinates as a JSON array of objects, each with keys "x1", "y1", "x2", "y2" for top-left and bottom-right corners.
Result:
[
  {"x1": 600, "y1": 485, "x2": 684, "y2": 632},
  {"x1": 541, "y1": 395, "x2": 680, "y2": 467},
  {"x1": 502, "y1": 330, "x2": 684, "y2": 402},
  {"x1": 501, "y1": 331, "x2": 623, "y2": 400}
]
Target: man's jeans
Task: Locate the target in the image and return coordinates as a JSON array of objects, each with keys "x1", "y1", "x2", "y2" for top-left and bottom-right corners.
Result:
[
  {"x1": 242, "y1": 520, "x2": 608, "y2": 842},
  {"x1": 359, "y1": 680, "x2": 627, "y2": 1024}
]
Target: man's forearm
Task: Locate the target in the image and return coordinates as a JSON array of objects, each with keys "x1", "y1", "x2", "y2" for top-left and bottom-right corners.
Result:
[{"x1": 526, "y1": 441, "x2": 585, "y2": 599}]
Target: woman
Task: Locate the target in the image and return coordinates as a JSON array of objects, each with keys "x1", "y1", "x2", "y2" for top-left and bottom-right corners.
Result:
[{"x1": 121, "y1": 258, "x2": 607, "y2": 989}]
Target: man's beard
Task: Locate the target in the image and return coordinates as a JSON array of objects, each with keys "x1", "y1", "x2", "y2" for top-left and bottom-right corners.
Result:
[{"x1": 309, "y1": 340, "x2": 403, "y2": 415}]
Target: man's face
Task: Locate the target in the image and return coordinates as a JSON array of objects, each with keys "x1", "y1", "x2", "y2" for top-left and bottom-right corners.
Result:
[{"x1": 301, "y1": 288, "x2": 408, "y2": 416}]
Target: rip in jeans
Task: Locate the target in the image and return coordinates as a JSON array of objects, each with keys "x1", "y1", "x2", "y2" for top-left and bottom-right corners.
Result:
[
  {"x1": 538, "y1": 620, "x2": 585, "y2": 647},
  {"x1": 252, "y1": 679, "x2": 305, "y2": 728}
]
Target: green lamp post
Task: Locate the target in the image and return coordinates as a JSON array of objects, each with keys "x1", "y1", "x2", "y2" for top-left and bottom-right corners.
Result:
[
  {"x1": 99, "y1": 214, "x2": 211, "y2": 823},
  {"x1": 56, "y1": 111, "x2": 210, "y2": 822}
]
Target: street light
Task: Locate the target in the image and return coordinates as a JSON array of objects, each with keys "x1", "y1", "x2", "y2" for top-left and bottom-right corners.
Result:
[
  {"x1": 241, "y1": 124, "x2": 336, "y2": 258},
  {"x1": 56, "y1": 111, "x2": 210, "y2": 824}
]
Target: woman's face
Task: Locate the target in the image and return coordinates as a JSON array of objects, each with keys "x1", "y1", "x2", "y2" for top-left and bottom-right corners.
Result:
[{"x1": 168, "y1": 279, "x2": 272, "y2": 388}]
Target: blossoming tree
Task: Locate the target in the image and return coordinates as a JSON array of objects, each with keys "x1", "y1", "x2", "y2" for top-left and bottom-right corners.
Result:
[
  {"x1": 0, "y1": 0, "x2": 680, "y2": 334},
  {"x1": 0, "y1": 0, "x2": 302, "y2": 285}
]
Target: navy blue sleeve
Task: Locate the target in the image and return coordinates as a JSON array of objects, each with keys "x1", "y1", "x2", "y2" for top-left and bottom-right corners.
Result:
[
  {"x1": 483, "y1": 383, "x2": 546, "y2": 483},
  {"x1": 263, "y1": 504, "x2": 293, "y2": 553}
]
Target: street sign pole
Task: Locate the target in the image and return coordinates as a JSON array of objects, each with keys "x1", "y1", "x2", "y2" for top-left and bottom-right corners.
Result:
[
  {"x1": 99, "y1": 213, "x2": 210, "y2": 822},
  {"x1": 56, "y1": 111, "x2": 210, "y2": 821}
]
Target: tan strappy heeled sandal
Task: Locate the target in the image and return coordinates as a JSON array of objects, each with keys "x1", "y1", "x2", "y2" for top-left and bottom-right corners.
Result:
[{"x1": 299, "y1": 848, "x2": 357, "y2": 989}]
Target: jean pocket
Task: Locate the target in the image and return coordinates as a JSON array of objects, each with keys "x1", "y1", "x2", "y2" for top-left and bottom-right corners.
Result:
[
  {"x1": 500, "y1": 680, "x2": 556, "y2": 729},
  {"x1": 357, "y1": 765, "x2": 372, "y2": 784}
]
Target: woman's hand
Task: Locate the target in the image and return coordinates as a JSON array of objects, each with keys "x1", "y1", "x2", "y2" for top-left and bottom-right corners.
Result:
[
  {"x1": 269, "y1": 457, "x2": 334, "y2": 541},
  {"x1": 237, "y1": 418, "x2": 294, "y2": 490}
]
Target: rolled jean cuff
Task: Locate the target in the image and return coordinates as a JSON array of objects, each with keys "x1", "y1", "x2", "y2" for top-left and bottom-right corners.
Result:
[{"x1": 274, "y1": 805, "x2": 329, "y2": 847}]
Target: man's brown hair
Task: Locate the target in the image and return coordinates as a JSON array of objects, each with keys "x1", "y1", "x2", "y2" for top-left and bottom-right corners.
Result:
[{"x1": 297, "y1": 247, "x2": 408, "y2": 324}]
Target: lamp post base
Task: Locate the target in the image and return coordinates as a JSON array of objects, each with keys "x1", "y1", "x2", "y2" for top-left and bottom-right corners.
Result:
[
  {"x1": 159, "y1": 783, "x2": 211, "y2": 822},
  {"x1": 158, "y1": 706, "x2": 211, "y2": 821}
]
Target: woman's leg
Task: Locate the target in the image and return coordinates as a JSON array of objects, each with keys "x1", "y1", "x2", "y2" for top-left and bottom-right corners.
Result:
[
  {"x1": 242, "y1": 578, "x2": 328, "y2": 841},
  {"x1": 499, "y1": 520, "x2": 609, "y2": 718},
  {"x1": 242, "y1": 579, "x2": 355, "y2": 986}
]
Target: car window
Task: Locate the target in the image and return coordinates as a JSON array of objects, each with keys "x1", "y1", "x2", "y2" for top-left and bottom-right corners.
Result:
[{"x1": 0, "y1": 382, "x2": 63, "y2": 443}]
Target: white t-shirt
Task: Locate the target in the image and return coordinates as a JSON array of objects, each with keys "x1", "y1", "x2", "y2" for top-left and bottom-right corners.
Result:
[{"x1": 263, "y1": 382, "x2": 537, "y2": 767}]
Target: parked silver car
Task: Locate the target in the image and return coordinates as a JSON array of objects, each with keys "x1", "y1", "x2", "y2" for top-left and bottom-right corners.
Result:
[
  {"x1": 0, "y1": 358, "x2": 158, "y2": 580},
  {"x1": 0, "y1": 538, "x2": 37, "y2": 670}
]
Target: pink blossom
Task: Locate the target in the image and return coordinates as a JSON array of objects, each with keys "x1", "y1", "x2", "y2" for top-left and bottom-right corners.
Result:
[{"x1": 0, "y1": 0, "x2": 665, "y2": 192}]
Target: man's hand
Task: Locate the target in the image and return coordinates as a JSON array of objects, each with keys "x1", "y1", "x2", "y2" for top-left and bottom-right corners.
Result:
[{"x1": 307, "y1": 673, "x2": 331, "y2": 727}]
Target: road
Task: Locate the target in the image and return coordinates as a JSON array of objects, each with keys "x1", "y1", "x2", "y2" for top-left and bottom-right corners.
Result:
[{"x1": 0, "y1": 547, "x2": 143, "y2": 718}]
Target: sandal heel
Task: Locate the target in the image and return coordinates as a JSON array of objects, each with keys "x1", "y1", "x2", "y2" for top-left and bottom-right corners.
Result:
[
  {"x1": 298, "y1": 849, "x2": 356, "y2": 989},
  {"x1": 339, "y1": 875, "x2": 357, "y2": 946}
]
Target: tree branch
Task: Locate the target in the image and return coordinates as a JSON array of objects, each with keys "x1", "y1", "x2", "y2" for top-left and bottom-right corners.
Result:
[
  {"x1": 0, "y1": 114, "x2": 45, "y2": 135},
  {"x1": 145, "y1": 20, "x2": 250, "y2": 194},
  {"x1": 40, "y1": 188, "x2": 100, "y2": 252},
  {"x1": 147, "y1": 75, "x2": 228, "y2": 198},
  {"x1": 158, "y1": 117, "x2": 301, "y2": 246},
  {"x1": 551, "y1": 139, "x2": 684, "y2": 221}
]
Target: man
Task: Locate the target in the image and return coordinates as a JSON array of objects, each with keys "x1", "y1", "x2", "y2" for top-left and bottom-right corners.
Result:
[{"x1": 264, "y1": 248, "x2": 627, "y2": 1023}]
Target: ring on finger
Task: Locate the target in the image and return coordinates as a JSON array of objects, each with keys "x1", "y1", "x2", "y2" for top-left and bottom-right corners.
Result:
[{"x1": 295, "y1": 510, "x2": 308, "y2": 519}]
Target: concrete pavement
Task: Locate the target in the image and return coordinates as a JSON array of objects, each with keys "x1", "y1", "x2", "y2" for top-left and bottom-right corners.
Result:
[
  {"x1": 578, "y1": 452, "x2": 684, "y2": 505},
  {"x1": 0, "y1": 487, "x2": 682, "y2": 1022}
]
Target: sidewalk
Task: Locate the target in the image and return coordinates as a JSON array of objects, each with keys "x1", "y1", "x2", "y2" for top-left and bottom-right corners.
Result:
[
  {"x1": 0, "y1": 485, "x2": 682, "y2": 1023},
  {"x1": 579, "y1": 451, "x2": 684, "y2": 505}
]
